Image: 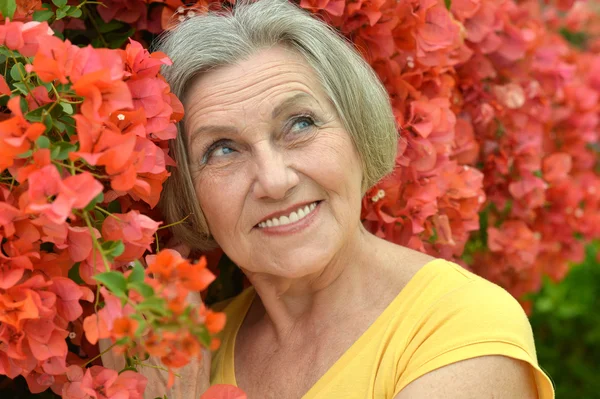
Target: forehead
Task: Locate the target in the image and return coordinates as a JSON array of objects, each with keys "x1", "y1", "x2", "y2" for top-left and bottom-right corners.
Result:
[{"x1": 183, "y1": 46, "x2": 330, "y2": 122}]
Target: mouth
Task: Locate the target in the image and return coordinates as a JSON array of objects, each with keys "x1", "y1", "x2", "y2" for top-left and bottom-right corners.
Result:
[{"x1": 255, "y1": 201, "x2": 322, "y2": 229}]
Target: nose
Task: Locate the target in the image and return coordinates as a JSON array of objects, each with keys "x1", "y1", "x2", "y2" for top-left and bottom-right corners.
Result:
[{"x1": 251, "y1": 142, "x2": 299, "y2": 200}]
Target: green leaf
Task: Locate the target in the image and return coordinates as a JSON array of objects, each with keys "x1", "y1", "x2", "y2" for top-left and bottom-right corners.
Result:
[
  {"x1": 193, "y1": 326, "x2": 212, "y2": 347},
  {"x1": 0, "y1": 0, "x2": 17, "y2": 20},
  {"x1": 94, "y1": 271, "x2": 127, "y2": 297},
  {"x1": 52, "y1": 0, "x2": 68, "y2": 7},
  {"x1": 84, "y1": 192, "x2": 104, "y2": 211},
  {"x1": 60, "y1": 102, "x2": 73, "y2": 114},
  {"x1": 444, "y1": 0, "x2": 451, "y2": 10},
  {"x1": 33, "y1": 9, "x2": 54, "y2": 22},
  {"x1": 127, "y1": 261, "x2": 145, "y2": 284},
  {"x1": 109, "y1": 240, "x2": 125, "y2": 257},
  {"x1": 25, "y1": 104, "x2": 50, "y2": 123},
  {"x1": 129, "y1": 281, "x2": 154, "y2": 298},
  {"x1": 55, "y1": 8, "x2": 67, "y2": 20},
  {"x1": 136, "y1": 297, "x2": 169, "y2": 315},
  {"x1": 97, "y1": 19, "x2": 125, "y2": 33},
  {"x1": 100, "y1": 239, "x2": 125, "y2": 258},
  {"x1": 67, "y1": 6, "x2": 82, "y2": 18},
  {"x1": 119, "y1": 366, "x2": 139, "y2": 374},
  {"x1": 59, "y1": 115, "x2": 76, "y2": 137},
  {"x1": 68, "y1": 262, "x2": 84, "y2": 285},
  {"x1": 50, "y1": 141, "x2": 77, "y2": 161},
  {"x1": 107, "y1": 28, "x2": 135, "y2": 49},
  {"x1": 10, "y1": 63, "x2": 26, "y2": 82},
  {"x1": 0, "y1": 47, "x2": 14, "y2": 57},
  {"x1": 16, "y1": 149, "x2": 33, "y2": 159},
  {"x1": 42, "y1": 114, "x2": 53, "y2": 133},
  {"x1": 12, "y1": 82, "x2": 29, "y2": 95},
  {"x1": 53, "y1": 119, "x2": 66, "y2": 133},
  {"x1": 36, "y1": 136, "x2": 51, "y2": 149}
]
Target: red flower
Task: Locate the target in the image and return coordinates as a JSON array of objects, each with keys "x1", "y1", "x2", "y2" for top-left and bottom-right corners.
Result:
[
  {"x1": 26, "y1": 165, "x2": 103, "y2": 224},
  {"x1": 101, "y1": 210, "x2": 161, "y2": 263},
  {"x1": 0, "y1": 20, "x2": 52, "y2": 57},
  {"x1": 0, "y1": 97, "x2": 45, "y2": 170}
]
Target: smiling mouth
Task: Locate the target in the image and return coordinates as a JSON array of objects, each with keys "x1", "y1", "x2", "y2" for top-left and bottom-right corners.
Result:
[{"x1": 256, "y1": 201, "x2": 321, "y2": 228}]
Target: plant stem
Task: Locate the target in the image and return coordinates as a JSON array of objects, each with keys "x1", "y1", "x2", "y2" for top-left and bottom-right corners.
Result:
[
  {"x1": 95, "y1": 206, "x2": 121, "y2": 220},
  {"x1": 81, "y1": 211, "x2": 111, "y2": 273},
  {"x1": 157, "y1": 214, "x2": 191, "y2": 230},
  {"x1": 81, "y1": 340, "x2": 118, "y2": 367},
  {"x1": 51, "y1": 160, "x2": 108, "y2": 180},
  {"x1": 82, "y1": 5, "x2": 109, "y2": 47}
]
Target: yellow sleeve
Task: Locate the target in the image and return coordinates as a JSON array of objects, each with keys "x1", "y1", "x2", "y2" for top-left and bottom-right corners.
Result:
[{"x1": 394, "y1": 279, "x2": 555, "y2": 398}]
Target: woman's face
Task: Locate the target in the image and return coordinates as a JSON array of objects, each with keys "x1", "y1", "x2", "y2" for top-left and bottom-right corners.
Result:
[{"x1": 184, "y1": 46, "x2": 364, "y2": 279}]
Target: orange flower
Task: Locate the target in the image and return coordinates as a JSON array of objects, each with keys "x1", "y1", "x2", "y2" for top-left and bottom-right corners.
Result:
[
  {"x1": 542, "y1": 153, "x2": 572, "y2": 183},
  {"x1": 82, "y1": 288, "x2": 132, "y2": 345},
  {"x1": 0, "y1": 75, "x2": 9, "y2": 95},
  {"x1": 176, "y1": 257, "x2": 215, "y2": 292},
  {"x1": 26, "y1": 166, "x2": 104, "y2": 224},
  {"x1": 146, "y1": 249, "x2": 185, "y2": 280},
  {"x1": 0, "y1": 280, "x2": 40, "y2": 330},
  {"x1": 0, "y1": 97, "x2": 45, "y2": 171},
  {"x1": 101, "y1": 210, "x2": 161, "y2": 263},
  {"x1": 0, "y1": 20, "x2": 52, "y2": 57},
  {"x1": 112, "y1": 317, "x2": 139, "y2": 339},
  {"x1": 47, "y1": 277, "x2": 93, "y2": 322},
  {"x1": 144, "y1": 332, "x2": 169, "y2": 357},
  {"x1": 179, "y1": 332, "x2": 200, "y2": 358},
  {"x1": 204, "y1": 311, "x2": 226, "y2": 334},
  {"x1": 30, "y1": 35, "x2": 78, "y2": 84}
]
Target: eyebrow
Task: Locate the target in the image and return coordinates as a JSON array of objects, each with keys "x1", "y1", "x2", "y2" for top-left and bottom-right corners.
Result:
[{"x1": 188, "y1": 93, "x2": 314, "y2": 145}]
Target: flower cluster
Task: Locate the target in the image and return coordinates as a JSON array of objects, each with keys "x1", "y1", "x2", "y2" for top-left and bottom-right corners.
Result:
[
  {"x1": 100, "y1": 0, "x2": 600, "y2": 307},
  {"x1": 2, "y1": 0, "x2": 600, "y2": 397},
  {"x1": 299, "y1": 0, "x2": 600, "y2": 311},
  {"x1": 0, "y1": 12, "x2": 233, "y2": 398}
]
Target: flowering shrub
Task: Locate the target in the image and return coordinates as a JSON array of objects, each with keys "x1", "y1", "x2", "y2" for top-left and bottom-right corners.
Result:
[
  {"x1": 0, "y1": 0, "x2": 599, "y2": 397},
  {"x1": 0, "y1": 3, "x2": 237, "y2": 398}
]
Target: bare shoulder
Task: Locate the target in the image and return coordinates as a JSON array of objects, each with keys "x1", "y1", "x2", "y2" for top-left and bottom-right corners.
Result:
[
  {"x1": 376, "y1": 238, "x2": 437, "y2": 285},
  {"x1": 395, "y1": 355, "x2": 538, "y2": 399},
  {"x1": 363, "y1": 236, "x2": 437, "y2": 310}
]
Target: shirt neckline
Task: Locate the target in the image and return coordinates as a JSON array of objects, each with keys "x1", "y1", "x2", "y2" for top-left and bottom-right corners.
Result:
[{"x1": 222, "y1": 258, "x2": 447, "y2": 398}]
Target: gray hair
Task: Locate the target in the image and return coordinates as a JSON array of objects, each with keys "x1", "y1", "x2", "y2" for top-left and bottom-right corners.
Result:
[{"x1": 155, "y1": 0, "x2": 398, "y2": 251}]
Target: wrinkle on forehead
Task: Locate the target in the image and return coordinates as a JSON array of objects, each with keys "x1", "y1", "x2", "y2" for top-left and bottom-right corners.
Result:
[{"x1": 183, "y1": 47, "x2": 333, "y2": 133}]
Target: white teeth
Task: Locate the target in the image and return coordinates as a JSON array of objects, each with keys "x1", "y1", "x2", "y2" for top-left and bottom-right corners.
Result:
[{"x1": 258, "y1": 201, "x2": 318, "y2": 228}]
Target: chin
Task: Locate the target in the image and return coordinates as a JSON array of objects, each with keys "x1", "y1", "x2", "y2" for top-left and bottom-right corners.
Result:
[{"x1": 256, "y1": 250, "x2": 335, "y2": 280}]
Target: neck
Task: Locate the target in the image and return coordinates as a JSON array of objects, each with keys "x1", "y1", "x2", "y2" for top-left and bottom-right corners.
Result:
[{"x1": 241, "y1": 226, "x2": 382, "y2": 341}]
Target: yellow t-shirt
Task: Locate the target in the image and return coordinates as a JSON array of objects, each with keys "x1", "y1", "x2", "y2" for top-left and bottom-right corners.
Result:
[{"x1": 211, "y1": 258, "x2": 555, "y2": 398}]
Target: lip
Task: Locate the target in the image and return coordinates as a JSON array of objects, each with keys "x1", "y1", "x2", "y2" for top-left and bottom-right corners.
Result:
[
  {"x1": 255, "y1": 200, "x2": 320, "y2": 226},
  {"x1": 255, "y1": 201, "x2": 321, "y2": 235}
]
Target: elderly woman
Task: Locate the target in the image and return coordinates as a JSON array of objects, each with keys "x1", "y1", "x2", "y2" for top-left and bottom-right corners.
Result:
[{"x1": 143, "y1": 0, "x2": 556, "y2": 397}]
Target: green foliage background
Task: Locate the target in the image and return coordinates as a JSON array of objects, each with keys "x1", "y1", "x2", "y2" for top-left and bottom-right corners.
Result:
[{"x1": 527, "y1": 243, "x2": 600, "y2": 399}]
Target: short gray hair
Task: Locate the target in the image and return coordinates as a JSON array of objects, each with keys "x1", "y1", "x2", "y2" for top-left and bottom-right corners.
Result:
[{"x1": 156, "y1": 0, "x2": 397, "y2": 251}]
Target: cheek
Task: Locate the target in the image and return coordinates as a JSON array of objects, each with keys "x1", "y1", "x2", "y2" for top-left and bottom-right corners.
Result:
[
  {"x1": 305, "y1": 132, "x2": 363, "y2": 194},
  {"x1": 195, "y1": 172, "x2": 244, "y2": 241}
]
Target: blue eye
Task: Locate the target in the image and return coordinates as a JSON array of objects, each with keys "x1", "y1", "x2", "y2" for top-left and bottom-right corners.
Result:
[
  {"x1": 290, "y1": 116, "x2": 315, "y2": 133},
  {"x1": 202, "y1": 139, "x2": 236, "y2": 163},
  {"x1": 214, "y1": 146, "x2": 234, "y2": 157}
]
